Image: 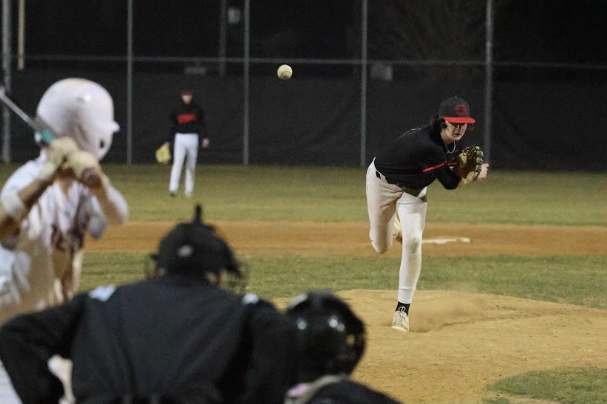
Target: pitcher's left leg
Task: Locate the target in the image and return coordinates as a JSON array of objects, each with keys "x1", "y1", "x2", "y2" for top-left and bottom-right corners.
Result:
[
  {"x1": 392, "y1": 190, "x2": 427, "y2": 332},
  {"x1": 397, "y1": 194, "x2": 427, "y2": 304}
]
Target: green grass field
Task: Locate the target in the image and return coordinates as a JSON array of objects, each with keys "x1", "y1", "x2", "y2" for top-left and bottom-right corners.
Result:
[
  {"x1": 1, "y1": 164, "x2": 606, "y2": 403},
  {"x1": 55, "y1": 164, "x2": 607, "y2": 225}
]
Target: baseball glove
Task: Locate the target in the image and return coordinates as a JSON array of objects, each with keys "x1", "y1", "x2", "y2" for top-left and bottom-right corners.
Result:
[
  {"x1": 155, "y1": 142, "x2": 171, "y2": 164},
  {"x1": 453, "y1": 146, "x2": 484, "y2": 183}
]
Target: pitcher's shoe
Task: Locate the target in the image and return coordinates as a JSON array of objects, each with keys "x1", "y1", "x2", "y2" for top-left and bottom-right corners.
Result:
[
  {"x1": 393, "y1": 215, "x2": 402, "y2": 243},
  {"x1": 391, "y1": 307, "x2": 409, "y2": 332}
]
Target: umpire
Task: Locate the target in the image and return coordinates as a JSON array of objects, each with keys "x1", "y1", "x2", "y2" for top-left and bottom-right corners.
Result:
[{"x1": 0, "y1": 205, "x2": 296, "y2": 404}]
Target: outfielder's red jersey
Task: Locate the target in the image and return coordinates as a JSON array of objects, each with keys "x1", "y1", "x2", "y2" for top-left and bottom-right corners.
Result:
[{"x1": 168, "y1": 101, "x2": 205, "y2": 140}]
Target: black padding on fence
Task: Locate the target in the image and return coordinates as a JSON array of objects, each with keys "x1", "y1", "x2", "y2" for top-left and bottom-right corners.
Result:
[{"x1": 2, "y1": 68, "x2": 605, "y2": 170}]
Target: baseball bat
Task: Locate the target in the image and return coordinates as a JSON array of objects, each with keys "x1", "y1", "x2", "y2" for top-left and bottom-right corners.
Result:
[
  {"x1": 0, "y1": 85, "x2": 100, "y2": 186},
  {"x1": 0, "y1": 85, "x2": 55, "y2": 145}
]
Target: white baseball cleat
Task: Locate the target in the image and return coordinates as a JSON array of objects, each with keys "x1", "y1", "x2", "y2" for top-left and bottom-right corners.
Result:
[
  {"x1": 391, "y1": 308, "x2": 409, "y2": 332},
  {"x1": 393, "y1": 215, "x2": 402, "y2": 243}
]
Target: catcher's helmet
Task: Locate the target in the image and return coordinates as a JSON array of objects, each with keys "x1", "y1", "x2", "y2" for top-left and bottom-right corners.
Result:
[
  {"x1": 156, "y1": 205, "x2": 240, "y2": 276},
  {"x1": 286, "y1": 291, "x2": 366, "y2": 380},
  {"x1": 36, "y1": 78, "x2": 120, "y2": 160}
]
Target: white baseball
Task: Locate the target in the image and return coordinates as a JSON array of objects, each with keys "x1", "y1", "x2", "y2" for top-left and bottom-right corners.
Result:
[{"x1": 277, "y1": 64, "x2": 293, "y2": 80}]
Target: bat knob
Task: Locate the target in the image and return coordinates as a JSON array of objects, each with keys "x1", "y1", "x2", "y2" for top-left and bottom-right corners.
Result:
[{"x1": 81, "y1": 168, "x2": 102, "y2": 187}]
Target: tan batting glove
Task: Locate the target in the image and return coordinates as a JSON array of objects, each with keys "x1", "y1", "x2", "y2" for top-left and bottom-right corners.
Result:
[
  {"x1": 38, "y1": 137, "x2": 80, "y2": 182},
  {"x1": 61, "y1": 150, "x2": 103, "y2": 187}
]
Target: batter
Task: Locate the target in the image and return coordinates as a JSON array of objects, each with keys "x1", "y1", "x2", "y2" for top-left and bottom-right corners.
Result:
[{"x1": 0, "y1": 78, "x2": 129, "y2": 403}]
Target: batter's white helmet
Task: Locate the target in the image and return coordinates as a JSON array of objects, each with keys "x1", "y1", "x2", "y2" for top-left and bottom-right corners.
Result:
[{"x1": 36, "y1": 78, "x2": 120, "y2": 160}]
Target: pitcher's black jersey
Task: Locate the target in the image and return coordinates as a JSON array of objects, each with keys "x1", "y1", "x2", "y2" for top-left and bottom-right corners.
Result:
[{"x1": 373, "y1": 125, "x2": 461, "y2": 190}]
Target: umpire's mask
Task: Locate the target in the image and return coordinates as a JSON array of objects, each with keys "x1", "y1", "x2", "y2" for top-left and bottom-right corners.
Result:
[{"x1": 156, "y1": 205, "x2": 241, "y2": 277}]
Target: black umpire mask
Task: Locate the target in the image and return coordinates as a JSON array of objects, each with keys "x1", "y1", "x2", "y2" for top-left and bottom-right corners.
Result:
[{"x1": 155, "y1": 205, "x2": 240, "y2": 277}]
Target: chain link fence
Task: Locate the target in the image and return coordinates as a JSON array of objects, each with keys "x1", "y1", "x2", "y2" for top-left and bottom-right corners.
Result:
[{"x1": 2, "y1": 0, "x2": 606, "y2": 169}]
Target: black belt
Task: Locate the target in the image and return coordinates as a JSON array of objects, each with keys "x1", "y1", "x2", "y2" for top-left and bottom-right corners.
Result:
[
  {"x1": 375, "y1": 170, "x2": 423, "y2": 196},
  {"x1": 375, "y1": 170, "x2": 401, "y2": 185}
]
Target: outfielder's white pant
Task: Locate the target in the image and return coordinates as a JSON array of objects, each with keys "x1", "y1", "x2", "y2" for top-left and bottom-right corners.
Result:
[
  {"x1": 169, "y1": 133, "x2": 199, "y2": 196},
  {"x1": 366, "y1": 160, "x2": 428, "y2": 304}
]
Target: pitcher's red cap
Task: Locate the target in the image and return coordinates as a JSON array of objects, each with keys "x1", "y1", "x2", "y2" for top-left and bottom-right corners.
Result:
[{"x1": 439, "y1": 96, "x2": 475, "y2": 124}]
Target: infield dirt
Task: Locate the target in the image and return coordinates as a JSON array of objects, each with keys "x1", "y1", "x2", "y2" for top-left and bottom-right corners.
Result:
[{"x1": 88, "y1": 222, "x2": 607, "y2": 403}]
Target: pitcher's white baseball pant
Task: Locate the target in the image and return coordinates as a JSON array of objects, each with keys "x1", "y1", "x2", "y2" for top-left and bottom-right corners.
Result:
[
  {"x1": 366, "y1": 160, "x2": 428, "y2": 304},
  {"x1": 169, "y1": 133, "x2": 199, "y2": 196}
]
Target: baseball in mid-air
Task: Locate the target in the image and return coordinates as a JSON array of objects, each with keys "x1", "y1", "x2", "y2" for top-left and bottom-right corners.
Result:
[{"x1": 277, "y1": 64, "x2": 293, "y2": 80}]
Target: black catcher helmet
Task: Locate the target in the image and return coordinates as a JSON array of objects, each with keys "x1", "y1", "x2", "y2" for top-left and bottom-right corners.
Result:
[
  {"x1": 155, "y1": 205, "x2": 240, "y2": 277},
  {"x1": 286, "y1": 291, "x2": 366, "y2": 380}
]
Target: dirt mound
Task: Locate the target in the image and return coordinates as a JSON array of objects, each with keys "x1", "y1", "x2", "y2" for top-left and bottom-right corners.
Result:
[{"x1": 322, "y1": 290, "x2": 607, "y2": 404}]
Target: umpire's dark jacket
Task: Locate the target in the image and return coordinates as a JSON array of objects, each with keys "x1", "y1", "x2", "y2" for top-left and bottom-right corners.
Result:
[{"x1": 0, "y1": 274, "x2": 296, "y2": 404}]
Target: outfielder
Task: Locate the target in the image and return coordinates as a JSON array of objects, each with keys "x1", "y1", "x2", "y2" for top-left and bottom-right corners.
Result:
[
  {"x1": 0, "y1": 78, "x2": 129, "y2": 403},
  {"x1": 163, "y1": 90, "x2": 209, "y2": 197},
  {"x1": 366, "y1": 96, "x2": 489, "y2": 332}
]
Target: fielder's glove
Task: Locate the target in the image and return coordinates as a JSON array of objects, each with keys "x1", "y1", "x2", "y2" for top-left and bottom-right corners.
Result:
[
  {"x1": 453, "y1": 146, "x2": 484, "y2": 184},
  {"x1": 156, "y1": 142, "x2": 171, "y2": 164}
]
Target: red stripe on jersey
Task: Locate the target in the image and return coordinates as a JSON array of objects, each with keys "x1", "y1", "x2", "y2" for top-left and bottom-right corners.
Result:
[
  {"x1": 422, "y1": 162, "x2": 447, "y2": 172},
  {"x1": 177, "y1": 113, "x2": 197, "y2": 124}
]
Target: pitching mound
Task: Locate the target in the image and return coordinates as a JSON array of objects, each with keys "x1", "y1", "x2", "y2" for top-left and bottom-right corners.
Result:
[{"x1": 299, "y1": 290, "x2": 607, "y2": 404}]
